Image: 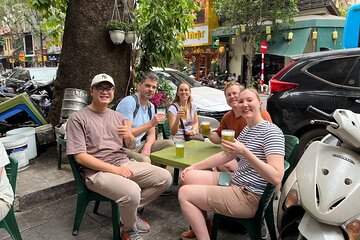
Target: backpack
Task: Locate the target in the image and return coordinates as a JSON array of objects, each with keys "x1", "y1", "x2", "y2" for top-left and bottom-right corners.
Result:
[{"x1": 113, "y1": 94, "x2": 152, "y2": 119}]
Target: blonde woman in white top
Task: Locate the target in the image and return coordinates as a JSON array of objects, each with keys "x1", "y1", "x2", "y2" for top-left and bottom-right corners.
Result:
[{"x1": 167, "y1": 82, "x2": 200, "y2": 140}]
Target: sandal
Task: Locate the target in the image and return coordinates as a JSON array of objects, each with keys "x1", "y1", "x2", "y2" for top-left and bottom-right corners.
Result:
[{"x1": 180, "y1": 219, "x2": 212, "y2": 240}]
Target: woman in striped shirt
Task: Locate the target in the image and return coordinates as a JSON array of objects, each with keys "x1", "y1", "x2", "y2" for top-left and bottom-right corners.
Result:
[{"x1": 178, "y1": 88, "x2": 285, "y2": 240}]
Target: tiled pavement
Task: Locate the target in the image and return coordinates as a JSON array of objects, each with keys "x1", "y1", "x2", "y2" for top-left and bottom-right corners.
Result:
[{"x1": 0, "y1": 144, "x2": 252, "y2": 240}]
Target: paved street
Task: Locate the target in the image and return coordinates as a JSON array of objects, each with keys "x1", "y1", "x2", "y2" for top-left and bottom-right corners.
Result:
[
  {"x1": 0, "y1": 187, "x2": 251, "y2": 240},
  {"x1": 0, "y1": 144, "x2": 252, "y2": 240}
]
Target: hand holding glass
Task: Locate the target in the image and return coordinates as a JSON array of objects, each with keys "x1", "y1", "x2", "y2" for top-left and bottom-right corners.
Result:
[
  {"x1": 200, "y1": 121, "x2": 211, "y2": 136},
  {"x1": 221, "y1": 130, "x2": 235, "y2": 153},
  {"x1": 157, "y1": 109, "x2": 166, "y2": 124},
  {"x1": 181, "y1": 106, "x2": 187, "y2": 120}
]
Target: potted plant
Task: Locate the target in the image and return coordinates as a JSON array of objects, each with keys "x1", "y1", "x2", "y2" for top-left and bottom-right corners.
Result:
[
  {"x1": 125, "y1": 22, "x2": 136, "y2": 44},
  {"x1": 106, "y1": 20, "x2": 127, "y2": 44}
]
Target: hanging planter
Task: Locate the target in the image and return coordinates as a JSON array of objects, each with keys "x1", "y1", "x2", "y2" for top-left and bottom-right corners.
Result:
[
  {"x1": 106, "y1": 0, "x2": 137, "y2": 45},
  {"x1": 109, "y1": 30, "x2": 126, "y2": 44},
  {"x1": 125, "y1": 31, "x2": 136, "y2": 44}
]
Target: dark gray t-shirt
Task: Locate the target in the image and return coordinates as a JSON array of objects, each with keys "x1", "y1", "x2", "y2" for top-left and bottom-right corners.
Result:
[{"x1": 66, "y1": 107, "x2": 129, "y2": 175}]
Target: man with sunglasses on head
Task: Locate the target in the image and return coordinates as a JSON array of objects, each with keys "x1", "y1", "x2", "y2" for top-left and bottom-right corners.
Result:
[
  {"x1": 66, "y1": 73, "x2": 172, "y2": 240},
  {"x1": 115, "y1": 72, "x2": 173, "y2": 164}
]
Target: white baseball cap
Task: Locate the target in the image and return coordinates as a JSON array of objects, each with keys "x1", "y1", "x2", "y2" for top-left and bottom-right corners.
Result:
[{"x1": 91, "y1": 73, "x2": 115, "y2": 87}]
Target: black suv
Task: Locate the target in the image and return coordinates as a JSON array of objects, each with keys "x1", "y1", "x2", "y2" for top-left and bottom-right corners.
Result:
[{"x1": 267, "y1": 48, "x2": 360, "y2": 160}]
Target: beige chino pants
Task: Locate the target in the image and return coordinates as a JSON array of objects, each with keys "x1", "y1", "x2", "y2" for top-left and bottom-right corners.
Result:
[{"x1": 85, "y1": 160, "x2": 172, "y2": 230}]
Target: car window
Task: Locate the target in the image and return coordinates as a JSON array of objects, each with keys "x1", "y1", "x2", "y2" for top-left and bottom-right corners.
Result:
[
  {"x1": 10, "y1": 69, "x2": 30, "y2": 81},
  {"x1": 344, "y1": 58, "x2": 360, "y2": 87},
  {"x1": 307, "y1": 57, "x2": 357, "y2": 85},
  {"x1": 171, "y1": 71, "x2": 202, "y2": 87},
  {"x1": 156, "y1": 71, "x2": 180, "y2": 88},
  {"x1": 29, "y1": 68, "x2": 57, "y2": 81}
]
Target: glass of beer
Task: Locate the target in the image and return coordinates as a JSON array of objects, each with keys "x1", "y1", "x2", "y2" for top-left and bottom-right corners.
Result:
[
  {"x1": 200, "y1": 121, "x2": 211, "y2": 137},
  {"x1": 157, "y1": 108, "x2": 166, "y2": 124},
  {"x1": 175, "y1": 140, "x2": 185, "y2": 158},
  {"x1": 181, "y1": 106, "x2": 187, "y2": 120},
  {"x1": 221, "y1": 129, "x2": 235, "y2": 153}
]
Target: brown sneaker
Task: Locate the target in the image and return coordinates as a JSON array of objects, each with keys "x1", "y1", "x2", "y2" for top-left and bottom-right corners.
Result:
[
  {"x1": 181, "y1": 220, "x2": 211, "y2": 240},
  {"x1": 181, "y1": 229, "x2": 197, "y2": 240}
]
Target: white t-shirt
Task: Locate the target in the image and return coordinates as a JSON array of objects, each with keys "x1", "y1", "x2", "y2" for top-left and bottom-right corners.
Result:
[
  {"x1": 0, "y1": 142, "x2": 14, "y2": 205},
  {"x1": 168, "y1": 102, "x2": 198, "y2": 140}
]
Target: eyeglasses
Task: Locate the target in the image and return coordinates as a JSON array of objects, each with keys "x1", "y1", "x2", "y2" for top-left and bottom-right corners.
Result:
[{"x1": 95, "y1": 86, "x2": 114, "y2": 93}]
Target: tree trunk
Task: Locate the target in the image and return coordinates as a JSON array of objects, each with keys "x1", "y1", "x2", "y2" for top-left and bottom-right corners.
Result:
[{"x1": 47, "y1": 0, "x2": 132, "y2": 126}]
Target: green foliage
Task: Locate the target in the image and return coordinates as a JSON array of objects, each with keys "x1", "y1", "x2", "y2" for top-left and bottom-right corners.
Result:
[
  {"x1": 0, "y1": 0, "x2": 65, "y2": 49},
  {"x1": 157, "y1": 76, "x2": 175, "y2": 101},
  {"x1": 135, "y1": 0, "x2": 200, "y2": 73},
  {"x1": 26, "y1": 0, "x2": 67, "y2": 17},
  {"x1": 0, "y1": 36, "x2": 4, "y2": 46},
  {"x1": 106, "y1": 20, "x2": 128, "y2": 31}
]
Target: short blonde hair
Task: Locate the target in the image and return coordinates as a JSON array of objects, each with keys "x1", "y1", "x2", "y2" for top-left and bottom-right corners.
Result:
[
  {"x1": 239, "y1": 88, "x2": 260, "y2": 101},
  {"x1": 224, "y1": 82, "x2": 244, "y2": 96}
]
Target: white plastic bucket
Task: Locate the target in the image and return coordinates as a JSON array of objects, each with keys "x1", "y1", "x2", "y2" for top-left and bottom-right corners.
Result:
[
  {"x1": 6, "y1": 127, "x2": 37, "y2": 159},
  {"x1": 0, "y1": 135, "x2": 29, "y2": 172}
]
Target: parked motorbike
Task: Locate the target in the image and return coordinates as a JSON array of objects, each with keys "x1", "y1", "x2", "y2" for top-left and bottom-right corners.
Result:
[
  {"x1": 277, "y1": 106, "x2": 360, "y2": 239},
  {"x1": 0, "y1": 78, "x2": 52, "y2": 120}
]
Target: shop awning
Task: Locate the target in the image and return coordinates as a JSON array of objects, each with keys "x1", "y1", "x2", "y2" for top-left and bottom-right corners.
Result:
[{"x1": 267, "y1": 28, "x2": 311, "y2": 57}]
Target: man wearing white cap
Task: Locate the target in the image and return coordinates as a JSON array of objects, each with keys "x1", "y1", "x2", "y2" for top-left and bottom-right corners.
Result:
[{"x1": 66, "y1": 73, "x2": 172, "y2": 240}]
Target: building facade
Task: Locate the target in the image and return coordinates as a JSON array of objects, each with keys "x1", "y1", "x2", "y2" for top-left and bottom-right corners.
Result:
[
  {"x1": 181, "y1": 0, "x2": 220, "y2": 80},
  {"x1": 211, "y1": 0, "x2": 351, "y2": 83}
]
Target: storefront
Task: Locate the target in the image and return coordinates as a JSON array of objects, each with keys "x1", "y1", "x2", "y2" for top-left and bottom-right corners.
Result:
[
  {"x1": 182, "y1": 0, "x2": 220, "y2": 80},
  {"x1": 214, "y1": 14, "x2": 345, "y2": 82}
]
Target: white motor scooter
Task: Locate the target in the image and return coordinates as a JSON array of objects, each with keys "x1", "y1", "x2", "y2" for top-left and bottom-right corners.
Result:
[{"x1": 277, "y1": 106, "x2": 360, "y2": 240}]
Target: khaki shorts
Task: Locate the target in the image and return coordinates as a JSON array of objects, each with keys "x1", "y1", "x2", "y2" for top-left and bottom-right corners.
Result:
[{"x1": 206, "y1": 173, "x2": 260, "y2": 218}]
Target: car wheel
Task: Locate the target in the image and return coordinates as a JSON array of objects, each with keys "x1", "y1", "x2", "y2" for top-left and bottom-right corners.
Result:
[{"x1": 296, "y1": 128, "x2": 328, "y2": 165}]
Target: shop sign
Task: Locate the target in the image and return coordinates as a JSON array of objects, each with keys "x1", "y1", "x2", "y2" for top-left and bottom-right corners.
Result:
[
  {"x1": 182, "y1": 25, "x2": 209, "y2": 46},
  {"x1": 19, "y1": 52, "x2": 25, "y2": 62},
  {"x1": 38, "y1": 55, "x2": 48, "y2": 62},
  {"x1": 48, "y1": 55, "x2": 58, "y2": 61}
]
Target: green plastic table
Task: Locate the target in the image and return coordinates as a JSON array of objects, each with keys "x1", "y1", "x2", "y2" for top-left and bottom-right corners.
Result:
[{"x1": 150, "y1": 140, "x2": 221, "y2": 184}]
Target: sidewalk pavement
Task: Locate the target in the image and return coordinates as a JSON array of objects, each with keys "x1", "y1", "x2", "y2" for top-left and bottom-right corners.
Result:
[{"x1": 0, "y1": 143, "x2": 251, "y2": 240}]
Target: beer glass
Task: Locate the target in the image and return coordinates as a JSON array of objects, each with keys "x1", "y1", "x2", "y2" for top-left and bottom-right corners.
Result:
[
  {"x1": 200, "y1": 121, "x2": 211, "y2": 136},
  {"x1": 221, "y1": 129, "x2": 235, "y2": 153},
  {"x1": 181, "y1": 106, "x2": 187, "y2": 120},
  {"x1": 175, "y1": 140, "x2": 185, "y2": 158},
  {"x1": 157, "y1": 108, "x2": 166, "y2": 124}
]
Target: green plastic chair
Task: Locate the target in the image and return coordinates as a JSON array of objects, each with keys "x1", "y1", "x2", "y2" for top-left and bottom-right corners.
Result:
[
  {"x1": 282, "y1": 135, "x2": 299, "y2": 185},
  {"x1": 0, "y1": 156, "x2": 22, "y2": 240},
  {"x1": 210, "y1": 183, "x2": 276, "y2": 240},
  {"x1": 160, "y1": 118, "x2": 171, "y2": 140},
  {"x1": 67, "y1": 155, "x2": 121, "y2": 240}
]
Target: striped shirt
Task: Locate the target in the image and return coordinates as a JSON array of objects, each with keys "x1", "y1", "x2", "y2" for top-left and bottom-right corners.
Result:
[{"x1": 232, "y1": 121, "x2": 285, "y2": 195}]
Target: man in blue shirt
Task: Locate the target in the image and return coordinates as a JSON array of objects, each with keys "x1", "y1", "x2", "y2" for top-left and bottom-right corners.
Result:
[{"x1": 116, "y1": 72, "x2": 173, "y2": 163}]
